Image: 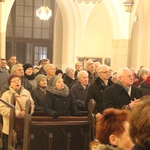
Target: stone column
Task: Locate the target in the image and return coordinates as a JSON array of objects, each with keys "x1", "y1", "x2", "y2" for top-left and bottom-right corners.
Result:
[{"x1": 0, "y1": 1, "x2": 6, "y2": 58}]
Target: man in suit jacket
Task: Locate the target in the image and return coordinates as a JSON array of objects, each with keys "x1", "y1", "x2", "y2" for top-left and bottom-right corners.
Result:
[{"x1": 103, "y1": 67, "x2": 143, "y2": 110}]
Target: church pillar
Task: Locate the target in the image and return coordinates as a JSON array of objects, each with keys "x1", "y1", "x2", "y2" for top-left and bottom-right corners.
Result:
[{"x1": 0, "y1": 1, "x2": 6, "y2": 58}]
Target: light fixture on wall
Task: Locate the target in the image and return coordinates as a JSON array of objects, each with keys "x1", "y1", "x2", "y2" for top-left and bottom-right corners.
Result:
[
  {"x1": 36, "y1": 0, "x2": 52, "y2": 20},
  {"x1": 72, "y1": 0, "x2": 102, "y2": 4},
  {"x1": 123, "y1": 0, "x2": 134, "y2": 12}
]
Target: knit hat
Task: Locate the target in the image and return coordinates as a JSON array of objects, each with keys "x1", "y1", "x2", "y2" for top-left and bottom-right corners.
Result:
[
  {"x1": 8, "y1": 75, "x2": 21, "y2": 85},
  {"x1": 56, "y1": 69, "x2": 63, "y2": 75},
  {"x1": 48, "y1": 75, "x2": 61, "y2": 87},
  {"x1": 23, "y1": 63, "x2": 33, "y2": 72},
  {"x1": 146, "y1": 75, "x2": 150, "y2": 85},
  {"x1": 65, "y1": 67, "x2": 74, "y2": 75},
  {"x1": 35, "y1": 74, "x2": 47, "y2": 84}
]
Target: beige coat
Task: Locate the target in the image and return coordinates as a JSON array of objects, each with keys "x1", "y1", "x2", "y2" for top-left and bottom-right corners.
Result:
[{"x1": 0, "y1": 86, "x2": 34, "y2": 134}]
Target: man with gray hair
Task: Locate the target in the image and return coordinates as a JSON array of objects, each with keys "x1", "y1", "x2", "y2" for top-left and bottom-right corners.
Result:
[
  {"x1": 85, "y1": 59, "x2": 97, "y2": 83},
  {"x1": 103, "y1": 67, "x2": 143, "y2": 110},
  {"x1": 86, "y1": 64, "x2": 114, "y2": 113},
  {"x1": 1, "y1": 64, "x2": 32, "y2": 95},
  {"x1": 71, "y1": 70, "x2": 89, "y2": 111},
  {"x1": 44, "y1": 63, "x2": 56, "y2": 80},
  {"x1": 0, "y1": 58, "x2": 10, "y2": 93}
]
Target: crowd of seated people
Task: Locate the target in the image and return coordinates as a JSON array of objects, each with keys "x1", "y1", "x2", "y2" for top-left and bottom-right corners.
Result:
[
  {"x1": 0, "y1": 56, "x2": 149, "y2": 115},
  {"x1": 0, "y1": 56, "x2": 150, "y2": 150}
]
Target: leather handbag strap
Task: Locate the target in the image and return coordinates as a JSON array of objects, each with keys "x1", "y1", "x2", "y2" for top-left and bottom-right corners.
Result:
[{"x1": 15, "y1": 98, "x2": 23, "y2": 111}]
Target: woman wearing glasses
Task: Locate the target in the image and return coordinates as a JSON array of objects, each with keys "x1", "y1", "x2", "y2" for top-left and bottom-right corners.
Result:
[{"x1": 0, "y1": 75, "x2": 34, "y2": 150}]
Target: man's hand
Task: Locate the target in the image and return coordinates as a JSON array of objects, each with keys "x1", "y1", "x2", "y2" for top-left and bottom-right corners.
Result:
[{"x1": 129, "y1": 98, "x2": 140, "y2": 109}]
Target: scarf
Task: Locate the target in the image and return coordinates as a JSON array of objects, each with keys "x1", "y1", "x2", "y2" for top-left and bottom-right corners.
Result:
[
  {"x1": 39, "y1": 86, "x2": 47, "y2": 94},
  {"x1": 46, "y1": 84, "x2": 69, "y2": 97},
  {"x1": 117, "y1": 81, "x2": 131, "y2": 96},
  {"x1": 24, "y1": 73, "x2": 35, "y2": 80}
]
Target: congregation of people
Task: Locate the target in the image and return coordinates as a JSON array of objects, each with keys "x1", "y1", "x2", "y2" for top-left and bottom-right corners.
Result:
[{"x1": 0, "y1": 55, "x2": 150, "y2": 150}]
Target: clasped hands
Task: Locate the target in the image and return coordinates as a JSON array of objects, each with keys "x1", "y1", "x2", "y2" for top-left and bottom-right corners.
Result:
[{"x1": 129, "y1": 98, "x2": 140, "y2": 109}]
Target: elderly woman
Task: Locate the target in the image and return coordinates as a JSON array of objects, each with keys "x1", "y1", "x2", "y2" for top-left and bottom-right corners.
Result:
[
  {"x1": 133, "y1": 67, "x2": 150, "y2": 87},
  {"x1": 0, "y1": 75, "x2": 34, "y2": 150},
  {"x1": 44, "y1": 75, "x2": 82, "y2": 118},
  {"x1": 63, "y1": 67, "x2": 78, "y2": 89},
  {"x1": 32, "y1": 74, "x2": 47, "y2": 111},
  {"x1": 91, "y1": 108, "x2": 133, "y2": 150}
]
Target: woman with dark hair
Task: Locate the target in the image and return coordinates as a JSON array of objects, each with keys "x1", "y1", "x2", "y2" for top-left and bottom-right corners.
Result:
[
  {"x1": 23, "y1": 63, "x2": 37, "y2": 91},
  {"x1": 129, "y1": 96, "x2": 150, "y2": 150},
  {"x1": 91, "y1": 108, "x2": 133, "y2": 150}
]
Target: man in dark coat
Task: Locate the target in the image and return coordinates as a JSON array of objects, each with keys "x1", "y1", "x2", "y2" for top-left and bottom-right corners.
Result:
[
  {"x1": 0, "y1": 59, "x2": 10, "y2": 93},
  {"x1": 85, "y1": 59, "x2": 97, "y2": 84},
  {"x1": 71, "y1": 70, "x2": 90, "y2": 111},
  {"x1": 103, "y1": 67, "x2": 143, "y2": 110},
  {"x1": 86, "y1": 65, "x2": 114, "y2": 113}
]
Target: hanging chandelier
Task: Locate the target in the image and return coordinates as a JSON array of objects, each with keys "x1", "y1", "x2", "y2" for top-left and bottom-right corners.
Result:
[
  {"x1": 123, "y1": 0, "x2": 134, "y2": 12},
  {"x1": 72, "y1": 0, "x2": 102, "y2": 4},
  {"x1": 36, "y1": 0, "x2": 52, "y2": 20}
]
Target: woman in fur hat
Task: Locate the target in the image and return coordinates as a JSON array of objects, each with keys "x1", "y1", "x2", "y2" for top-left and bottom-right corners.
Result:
[{"x1": 44, "y1": 75, "x2": 82, "y2": 118}]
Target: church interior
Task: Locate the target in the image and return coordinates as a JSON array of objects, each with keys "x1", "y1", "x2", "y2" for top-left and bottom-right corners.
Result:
[{"x1": 0, "y1": 0, "x2": 150, "y2": 150}]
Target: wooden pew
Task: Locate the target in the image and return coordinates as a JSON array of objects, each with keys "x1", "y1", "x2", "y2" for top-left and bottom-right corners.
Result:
[
  {"x1": 27, "y1": 116, "x2": 90, "y2": 150},
  {"x1": 8, "y1": 101, "x2": 92, "y2": 150},
  {"x1": 13, "y1": 116, "x2": 91, "y2": 150}
]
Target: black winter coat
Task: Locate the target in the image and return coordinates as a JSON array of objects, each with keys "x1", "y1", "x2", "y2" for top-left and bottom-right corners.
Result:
[
  {"x1": 139, "y1": 81, "x2": 150, "y2": 95},
  {"x1": 32, "y1": 87, "x2": 46, "y2": 111},
  {"x1": 133, "y1": 144, "x2": 145, "y2": 150},
  {"x1": 103, "y1": 83, "x2": 143, "y2": 109},
  {"x1": 71, "y1": 82, "x2": 90, "y2": 110},
  {"x1": 63, "y1": 75, "x2": 78, "y2": 89},
  {"x1": 86, "y1": 77, "x2": 114, "y2": 113},
  {"x1": 44, "y1": 91, "x2": 80, "y2": 117}
]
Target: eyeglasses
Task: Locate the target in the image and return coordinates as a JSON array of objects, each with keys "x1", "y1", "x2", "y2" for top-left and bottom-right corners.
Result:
[
  {"x1": 121, "y1": 75, "x2": 134, "y2": 78},
  {"x1": 100, "y1": 71, "x2": 111, "y2": 74},
  {"x1": 11, "y1": 79, "x2": 21, "y2": 83}
]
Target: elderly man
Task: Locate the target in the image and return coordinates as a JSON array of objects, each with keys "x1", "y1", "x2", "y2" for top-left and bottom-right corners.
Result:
[
  {"x1": 103, "y1": 67, "x2": 143, "y2": 110},
  {"x1": 71, "y1": 70, "x2": 89, "y2": 111},
  {"x1": 0, "y1": 58, "x2": 10, "y2": 93},
  {"x1": 86, "y1": 64, "x2": 114, "y2": 113},
  {"x1": 85, "y1": 59, "x2": 97, "y2": 83},
  {"x1": 1, "y1": 64, "x2": 32, "y2": 95},
  {"x1": 7, "y1": 55, "x2": 19, "y2": 71},
  {"x1": 44, "y1": 63, "x2": 56, "y2": 80}
]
